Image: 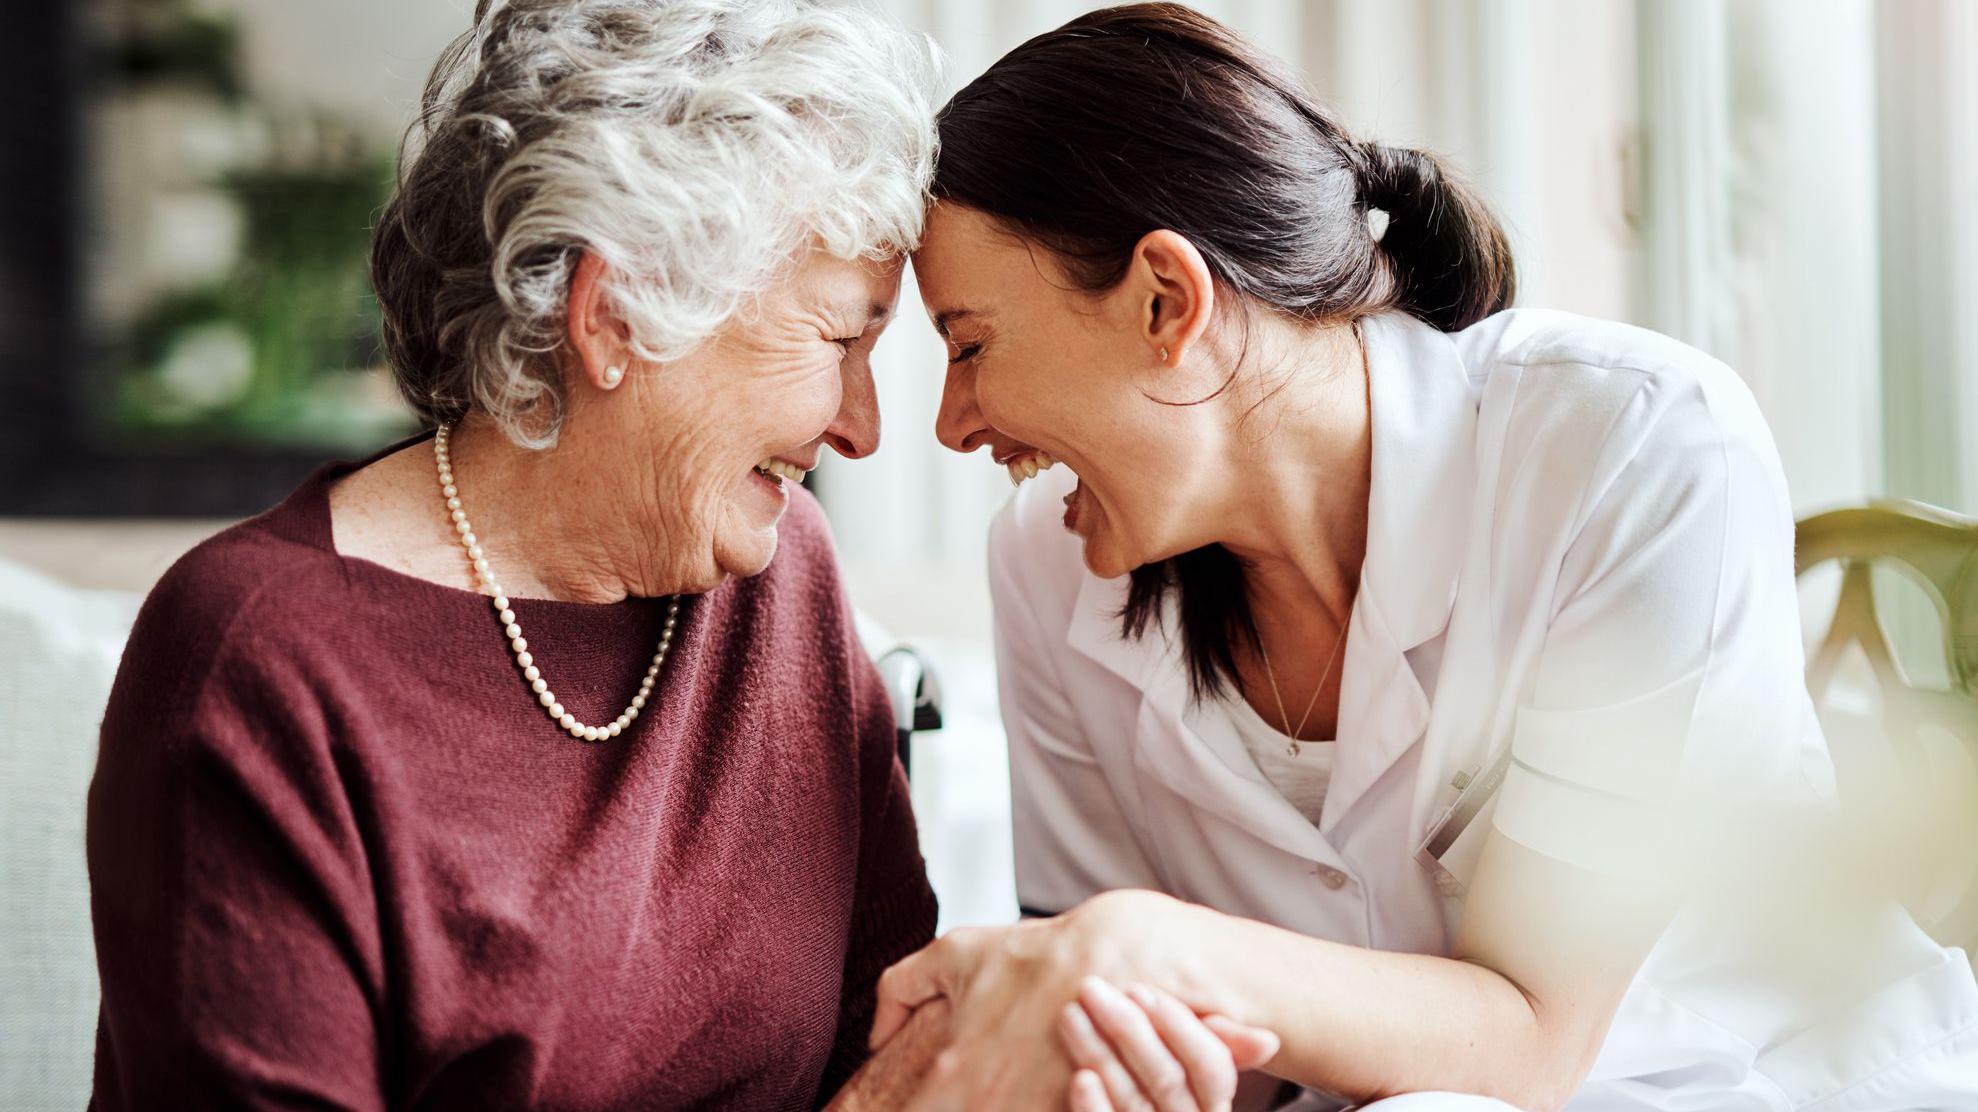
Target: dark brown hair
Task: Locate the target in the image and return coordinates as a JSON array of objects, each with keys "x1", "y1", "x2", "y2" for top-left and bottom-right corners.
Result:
[{"x1": 931, "y1": 2, "x2": 1515, "y2": 699}]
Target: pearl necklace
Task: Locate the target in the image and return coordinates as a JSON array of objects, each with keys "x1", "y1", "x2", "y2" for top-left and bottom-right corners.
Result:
[{"x1": 434, "y1": 422, "x2": 680, "y2": 742}]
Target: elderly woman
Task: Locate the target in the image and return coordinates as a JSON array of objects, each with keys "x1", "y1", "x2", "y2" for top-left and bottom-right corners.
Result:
[{"x1": 85, "y1": 2, "x2": 947, "y2": 1107}]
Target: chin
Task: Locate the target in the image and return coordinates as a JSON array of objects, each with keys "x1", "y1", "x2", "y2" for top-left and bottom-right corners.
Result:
[
  {"x1": 1079, "y1": 520, "x2": 1174, "y2": 580},
  {"x1": 1079, "y1": 537, "x2": 1135, "y2": 580},
  {"x1": 713, "y1": 529, "x2": 781, "y2": 582}
]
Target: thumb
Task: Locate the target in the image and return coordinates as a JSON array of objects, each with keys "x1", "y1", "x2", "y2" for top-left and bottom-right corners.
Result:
[
  {"x1": 868, "y1": 943, "x2": 956, "y2": 1050},
  {"x1": 1202, "y1": 1014, "x2": 1281, "y2": 1070}
]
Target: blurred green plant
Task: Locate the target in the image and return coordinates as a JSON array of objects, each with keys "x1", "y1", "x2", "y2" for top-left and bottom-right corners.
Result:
[
  {"x1": 111, "y1": 146, "x2": 403, "y2": 449},
  {"x1": 99, "y1": 1, "x2": 414, "y2": 452}
]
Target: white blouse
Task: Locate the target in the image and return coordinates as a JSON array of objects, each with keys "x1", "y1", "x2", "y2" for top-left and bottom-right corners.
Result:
[{"x1": 988, "y1": 309, "x2": 1978, "y2": 1111}]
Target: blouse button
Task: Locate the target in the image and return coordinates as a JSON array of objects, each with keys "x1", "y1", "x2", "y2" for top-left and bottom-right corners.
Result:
[{"x1": 1317, "y1": 866, "x2": 1349, "y2": 890}]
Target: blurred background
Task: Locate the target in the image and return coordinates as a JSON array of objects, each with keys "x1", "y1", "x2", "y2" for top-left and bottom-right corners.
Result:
[{"x1": 3, "y1": 0, "x2": 1976, "y2": 1103}]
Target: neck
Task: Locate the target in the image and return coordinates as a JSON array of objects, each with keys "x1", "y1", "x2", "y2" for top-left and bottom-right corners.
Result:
[
  {"x1": 1206, "y1": 319, "x2": 1372, "y2": 627},
  {"x1": 440, "y1": 412, "x2": 676, "y2": 604}
]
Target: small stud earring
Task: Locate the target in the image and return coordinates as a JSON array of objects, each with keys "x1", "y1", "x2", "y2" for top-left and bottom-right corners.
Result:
[
  {"x1": 601, "y1": 364, "x2": 624, "y2": 388},
  {"x1": 1159, "y1": 346, "x2": 1169, "y2": 362}
]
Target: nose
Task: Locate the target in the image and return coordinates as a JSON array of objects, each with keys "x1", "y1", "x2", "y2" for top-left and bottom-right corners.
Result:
[
  {"x1": 822, "y1": 353, "x2": 881, "y2": 460},
  {"x1": 934, "y1": 363, "x2": 990, "y2": 454}
]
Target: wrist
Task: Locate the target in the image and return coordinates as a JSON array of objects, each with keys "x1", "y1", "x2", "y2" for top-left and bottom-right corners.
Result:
[
  {"x1": 1072, "y1": 890, "x2": 1244, "y2": 1018},
  {"x1": 1158, "y1": 900, "x2": 1252, "y2": 1020}
]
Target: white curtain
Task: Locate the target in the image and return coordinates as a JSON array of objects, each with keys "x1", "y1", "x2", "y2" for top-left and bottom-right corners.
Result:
[{"x1": 1875, "y1": 0, "x2": 1978, "y2": 515}]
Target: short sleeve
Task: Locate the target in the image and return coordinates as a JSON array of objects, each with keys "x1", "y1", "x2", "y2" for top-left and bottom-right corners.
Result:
[{"x1": 1489, "y1": 371, "x2": 1822, "y2": 879}]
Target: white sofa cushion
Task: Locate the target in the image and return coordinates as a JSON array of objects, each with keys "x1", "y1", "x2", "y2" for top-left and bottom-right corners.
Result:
[{"x1": 0, "y1": 559, "x2": 140, "y2": 1107}]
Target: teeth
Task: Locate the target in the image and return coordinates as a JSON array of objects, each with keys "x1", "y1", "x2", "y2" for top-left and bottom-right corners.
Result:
[
  {"x1": 754, "y1": 458, "x2": 808, "y2": 484},
  {"x1": 1005, "y1": 452, "x2": 1056, "y2": 487}
]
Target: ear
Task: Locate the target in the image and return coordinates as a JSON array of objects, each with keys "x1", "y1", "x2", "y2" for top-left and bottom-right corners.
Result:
[
  {"x1": 1124, "y1": 229, "x2": 1215, "y2": 367},
  {"x1": 566, "y1": 249, "x2": 631, "y2": 390}
]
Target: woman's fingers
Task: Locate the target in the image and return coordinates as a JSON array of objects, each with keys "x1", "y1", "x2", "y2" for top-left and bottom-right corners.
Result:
[
  {"x1": 1069, "y1": 1068, "x2": 1116, "y2": 1112},
  {"x1": 1059, "y1": 999, "x2": 1154, "y2": 1112},
  {"x1": 1200, "y1": 1014, "x2": 1282, "y2": 1070},
  {"x1": 1124, "y1": 982, "x2": 1243, "y2": 1110},
  {"x1": 1077, "y1": 977, "x2": 1203, "y2": 1112}
]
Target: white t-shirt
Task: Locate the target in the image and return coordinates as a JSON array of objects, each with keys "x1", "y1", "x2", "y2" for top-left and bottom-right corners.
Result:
[{"x1": 1189, "y1": 695, "x2": 1335, "y2": 828}]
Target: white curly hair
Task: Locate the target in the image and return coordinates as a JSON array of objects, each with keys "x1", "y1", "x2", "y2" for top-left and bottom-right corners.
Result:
[{"x1": 371, "y1": 0, "x2": 940, "y2": 447}]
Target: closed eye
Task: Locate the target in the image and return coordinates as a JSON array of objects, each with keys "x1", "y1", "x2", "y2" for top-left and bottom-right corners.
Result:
[
  {"x1": 831, "y1": 336, "x2": 860, "y2": 351},
  {"x1": 947, "y1": 343, "x2": 981, "y2": 366}
]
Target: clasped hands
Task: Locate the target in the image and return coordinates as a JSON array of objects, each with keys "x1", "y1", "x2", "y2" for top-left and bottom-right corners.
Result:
[{"x1": 868, "y1": 890, "x2": 1280, "y2": 1111}]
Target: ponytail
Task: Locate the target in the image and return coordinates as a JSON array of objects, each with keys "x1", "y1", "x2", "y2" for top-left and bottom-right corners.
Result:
[{"x1": 1355, "y1": 143, "x2": 1517, "y2": 332}]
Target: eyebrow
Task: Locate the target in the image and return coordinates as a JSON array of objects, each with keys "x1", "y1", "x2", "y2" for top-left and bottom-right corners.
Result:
[
  {"x1": 931, "y1": 308, "x2": 979, "y2": 338},
  {"x1": 842, "y1": 301, "x2": 891, "y2": 330}
]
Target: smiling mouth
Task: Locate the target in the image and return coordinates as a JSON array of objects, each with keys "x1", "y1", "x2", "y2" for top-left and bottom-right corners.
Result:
[
  {"x1": 999, "y1": 450, "x2": 1057, "y2": 487},
  {"x1": 752, "y1": 457, "x2": 811, "y2": 486},
  {"x1": 991, "y1": 448, "x2": 1086, "y2": 533}
]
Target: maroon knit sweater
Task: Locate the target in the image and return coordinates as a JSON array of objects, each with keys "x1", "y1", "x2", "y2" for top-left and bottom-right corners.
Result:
[{"x1": 86, "y1": 444, "x2": 937, "y2": 1110}]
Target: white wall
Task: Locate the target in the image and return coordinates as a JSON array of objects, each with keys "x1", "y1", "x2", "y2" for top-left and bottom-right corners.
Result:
[{"x1": 199, "y1": 0, "x2": 479, "y2": 142}]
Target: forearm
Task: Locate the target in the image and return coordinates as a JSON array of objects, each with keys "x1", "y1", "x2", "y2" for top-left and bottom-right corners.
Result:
[
  {"x1": 1160, "y1": 904, "x2": 1565, "y2": 1108},
  {"x1": 1137, "y1": 837, "x2": 1662, "y2": 1111},
  {"x1": 824, "y1": 998, "x2": 952, "y2": 1111}
]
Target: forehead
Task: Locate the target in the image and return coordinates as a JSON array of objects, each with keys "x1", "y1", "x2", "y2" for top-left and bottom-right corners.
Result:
[
  {"x1": 783, "y1": 247, "x2": 904, "y2": 313},
  {"x1": 911, "y1": 202, "x2": 1040, "y2": 302}
]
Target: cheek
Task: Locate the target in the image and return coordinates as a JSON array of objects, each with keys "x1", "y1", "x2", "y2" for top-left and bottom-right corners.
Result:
[
  {"x1": 980, "y1": 369, "x2": 1125, "y2": 473},
  {"x1": 687, "y1": 361, "x2": 838, "y2": 515},
  {"x1": 976, "y1": 350, "x2": 1092, "y2": 443},
  {"x1": 676, "y1": 355, "x2": 840, "y2": 460},
  {"x1": 740, "y1": 355, "x2": 842, "y2": 433}
]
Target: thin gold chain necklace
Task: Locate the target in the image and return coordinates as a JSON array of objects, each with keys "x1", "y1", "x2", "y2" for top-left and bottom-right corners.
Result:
[{"x1": 1257, "y1": 617, "x2": 1350, "y2": 758}]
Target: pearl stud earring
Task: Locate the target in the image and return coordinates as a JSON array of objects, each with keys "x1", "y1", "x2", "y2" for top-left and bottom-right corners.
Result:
[
  {"x1": 601, "y1": 364, "x2": 624, "y2": 388},
  {"x1": 1159, "y1": 346, "x2": 1169, "y2": 362}
]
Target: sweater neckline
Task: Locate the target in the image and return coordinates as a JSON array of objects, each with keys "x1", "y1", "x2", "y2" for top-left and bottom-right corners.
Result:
[{"x1": 277, "y1": 430, "x2": 686, "y2": 616}]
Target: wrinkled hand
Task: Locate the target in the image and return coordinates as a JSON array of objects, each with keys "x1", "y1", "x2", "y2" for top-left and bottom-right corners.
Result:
[
  {"x1": 870, "y1": 891, "x2": 1277, "y2": 1110},
  {"x1": 824, "y1": 998, "x2": 955, "y2": 1111},
  {"x1": 1060, "y1": 978, "x2": 1279, "y2": 1112}
]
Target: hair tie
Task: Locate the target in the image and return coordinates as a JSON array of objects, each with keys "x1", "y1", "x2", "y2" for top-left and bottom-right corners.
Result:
[{"x1": 1366, "y1": 206, "x2": 1390, "y2": 244}]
